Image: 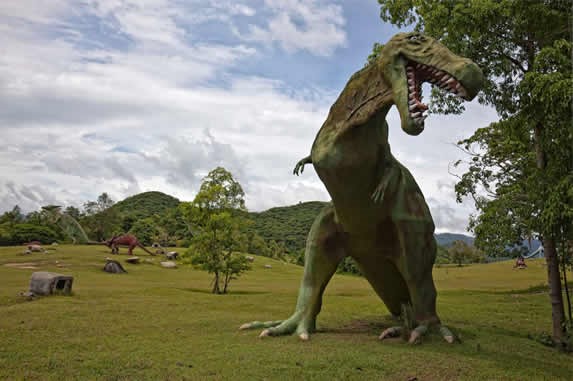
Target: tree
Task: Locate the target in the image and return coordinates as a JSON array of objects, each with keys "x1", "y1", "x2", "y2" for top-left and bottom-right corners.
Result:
[
  {"x1": 64, "y1": 206, "x2": 82, "y2": 221},
  {"x1": 182, "y1": 167, "x2": 251, "y2": 294},
  {"x1": 82, "y1": 193, "x2": 120, "y2": 241},
  {"x1": 0, "y1": 205, "x2": 24, "y2": 226},
  {"x1": 129, "y1": 217, "x2": 159, "y2": 246},
  {"x1": 378, "y1": 0, "x2": 572, "y2": 346},
  {"x1": 447, "y1": 240, "x2": 484, "y2": 267}
]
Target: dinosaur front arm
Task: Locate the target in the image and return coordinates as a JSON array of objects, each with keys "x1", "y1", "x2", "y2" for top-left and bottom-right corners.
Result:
[{"x1": 293, "y1": 155, "x2": 312, "y2": 176}]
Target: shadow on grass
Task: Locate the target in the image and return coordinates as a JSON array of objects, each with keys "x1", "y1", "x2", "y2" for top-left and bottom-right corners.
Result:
[
  {"x1": 322, "y1": 316, "x2": 479, "y2": 341},
  {"x1": 176, "y1": 287, "x2": 269, "y2": 295}
]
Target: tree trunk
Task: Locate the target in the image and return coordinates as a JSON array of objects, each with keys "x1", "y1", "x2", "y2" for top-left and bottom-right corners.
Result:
[
  {"x1": 544, "y1": 238, "x2": 565, "y2": 343},
  {"x1": 212, "y1": 272, "x2": 221, "y2": 294},
  {"x1": 534, "y1": 122, "x2": 566, "y2": 344},
  {"x1": 223, "y1": 272, "x2": 229, "y2": 294}
]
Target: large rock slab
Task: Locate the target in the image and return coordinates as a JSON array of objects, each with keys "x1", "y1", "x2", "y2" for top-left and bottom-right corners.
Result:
[{"x1": 29, "y1": 272, "x2": 73, "y2": 296}]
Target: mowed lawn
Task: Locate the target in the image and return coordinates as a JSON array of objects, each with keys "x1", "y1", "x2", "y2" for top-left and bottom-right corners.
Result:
[{"x1": 0, "y1": 245, "x2": 571, "y2": 380}]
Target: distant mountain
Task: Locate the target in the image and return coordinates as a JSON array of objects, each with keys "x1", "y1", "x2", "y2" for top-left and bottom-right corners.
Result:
[
  {"x1": 111, "y1": 191, "x2": 180, "y2": 219},
  {"x1": 435, "y1": 233, "x2": 474, "y2": 247}
]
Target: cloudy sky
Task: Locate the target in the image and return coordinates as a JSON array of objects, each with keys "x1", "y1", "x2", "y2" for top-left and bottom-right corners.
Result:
[{"x1": 0, "y1": 0, "x2": 497, "y2": 233}]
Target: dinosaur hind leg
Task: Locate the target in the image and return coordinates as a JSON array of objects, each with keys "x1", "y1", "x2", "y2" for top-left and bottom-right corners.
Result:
[
  {"x1": 391, "y1": 222, "x2": 455, "y2": 343},
  {"x1": 240, "y1": 204, "x2": 346, "y2": 340}
]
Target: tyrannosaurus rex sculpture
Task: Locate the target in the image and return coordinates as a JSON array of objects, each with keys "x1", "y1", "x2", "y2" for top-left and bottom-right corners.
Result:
[{"x1": 240, "y1": 32, "x2": 483, "y2": 343}]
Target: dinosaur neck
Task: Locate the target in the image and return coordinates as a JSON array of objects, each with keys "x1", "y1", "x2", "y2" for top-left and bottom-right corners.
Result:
[{"x1": 321, "y1": 61, "x2": 394, "y2": 138}]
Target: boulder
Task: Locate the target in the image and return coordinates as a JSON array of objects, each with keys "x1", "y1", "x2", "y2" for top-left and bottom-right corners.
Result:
[
  {"x1": 160, "y1": 261, "x2": 177, "y2": 269},
  {"x1": 103, "y1": 259, "x2": 127, "y2": 273},
  {"x1": 246, "y1": 256, "x2": 255, "y2": 262},
  {"x1": 125, "y1": 257, "x2": 140, "y2": 264},
  {"x1": 166, "y1": 251, "x2": 179, "y2": 260},
  {"x1": 29, "y1": 272, "x2": 74, "y2": 296},
  {"x1": 264, "y1": 264, "x2": 272, "y2": 269}
]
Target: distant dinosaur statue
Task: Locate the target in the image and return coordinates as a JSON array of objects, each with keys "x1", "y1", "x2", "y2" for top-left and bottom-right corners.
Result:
[
  {"x1": 42, "y1": 206, "x2": 91, "y2": 244},
  {"x1": 105, "y1": 234, "x2": 155, "y2": 256}
]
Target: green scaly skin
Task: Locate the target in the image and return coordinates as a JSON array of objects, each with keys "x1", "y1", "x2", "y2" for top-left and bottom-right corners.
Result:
[{"x1": 241, "y1": 32, "x2": 483, "y2": 344}]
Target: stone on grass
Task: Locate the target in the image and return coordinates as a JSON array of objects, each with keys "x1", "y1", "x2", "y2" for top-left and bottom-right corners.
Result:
[
  {"x1": 160, "y1": 261, "x2": 177, "y2": 269},
  {"x1": 103, "y1": 259, "x2": 127, "y2": 274},
  {"x1": 125, "y1": 256, "x2": 140, "y2": 264},
  {"x1": 246, "y1": 256, "x2": 255, "y2": 262},
  {"x1": 264, "y1": 264, "x2": 272, "y2": 269},
  {"x1": 166, "y1": 251, "x2": 179, "y2": 260},
  {"x1": 29, "y1": 271, "x2": 73, "y2": 296}
]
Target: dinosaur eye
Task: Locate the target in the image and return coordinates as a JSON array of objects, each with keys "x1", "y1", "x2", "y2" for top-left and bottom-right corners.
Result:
[{"x1": 408, "y1": 35, "x2": 420, "y2": 42}]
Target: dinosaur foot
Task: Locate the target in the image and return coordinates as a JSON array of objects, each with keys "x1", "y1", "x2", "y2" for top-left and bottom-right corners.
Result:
[
  {"x1": 379, "y1": 324, "x2": 456, "y2": 344},
  {"x1": 239, "y1": 312, "x2": 315, "y2": 341}
]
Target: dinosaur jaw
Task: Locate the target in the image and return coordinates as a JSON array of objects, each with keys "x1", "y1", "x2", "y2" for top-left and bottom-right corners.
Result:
[{"x1": 403, "y1": 60, "x2": 473, "y2": 134}]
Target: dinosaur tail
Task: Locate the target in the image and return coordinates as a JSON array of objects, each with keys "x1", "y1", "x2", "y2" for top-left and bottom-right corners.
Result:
[
  {"x1": 138, "y1": 243, "x2": 156, "y2": 256},
  {"x1": 87, "y1": 240, "x2": 108, "y2": 245}
]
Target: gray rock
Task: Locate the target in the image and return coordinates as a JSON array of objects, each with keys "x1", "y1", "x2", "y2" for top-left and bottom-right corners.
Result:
[
  {"x1": 125, "y1": 257, "x2": 140, "y2": 264},
  {"x1": 103, "y1": 260, "x2": 127, "y2": 273},
  {"x1": 166, "y1": 251, "x2": 179, "y2": 260},
  {"x1": 160, "y1": 261, "x2": 177, "y2": 269},
  {"x1": 29, "y1": 272, "x2": 74, "y2": 296}
]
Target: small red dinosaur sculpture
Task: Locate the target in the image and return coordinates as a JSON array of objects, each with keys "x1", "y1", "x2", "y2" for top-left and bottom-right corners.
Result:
[{"x1": 105, "y1": 234, "x2": 155, "y2": 256}]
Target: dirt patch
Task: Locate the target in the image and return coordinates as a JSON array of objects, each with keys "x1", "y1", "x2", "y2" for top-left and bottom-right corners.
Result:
[{"x1": 4, "y1": 262, "x2": 40, "y2": 270}]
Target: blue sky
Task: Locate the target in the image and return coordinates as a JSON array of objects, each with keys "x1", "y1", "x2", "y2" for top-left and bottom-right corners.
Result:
[{"x1": 0, "y1": 0, "x2": 497, "y2": 233}]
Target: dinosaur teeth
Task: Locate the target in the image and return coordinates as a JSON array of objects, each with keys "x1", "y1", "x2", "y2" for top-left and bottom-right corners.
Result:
[
  {"x1": 411, "y1": 112, "x2": 422, "y2": 118},
  {"x1": 446, "y1": 78, "x2": 456, "y2": 85}
]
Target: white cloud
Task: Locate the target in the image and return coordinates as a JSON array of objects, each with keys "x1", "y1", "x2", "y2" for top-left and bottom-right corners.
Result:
[
  {"x1": 239, "y1": 0, "x2": 347, "y2": 56},
  {"x1": 0, "y1": 0, "x2": 498, "y2": 235}
]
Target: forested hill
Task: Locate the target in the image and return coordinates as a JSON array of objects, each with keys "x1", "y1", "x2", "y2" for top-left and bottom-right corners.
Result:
[
  {"x1": 111, "y1": 191, "x2": 180, "y2": 219},
  {"x1": 107, "y1": 192, "x2": 474, "y2": 251},
  {"x1": 247, "y1": 201, "x2": 329, "y2": 253},
  {"x1": 246, "y1": 200, "x2": 474, "y2": 252}
]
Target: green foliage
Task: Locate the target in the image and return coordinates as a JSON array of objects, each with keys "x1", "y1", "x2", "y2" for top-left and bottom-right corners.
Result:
[
  {"x1": 0, "y1": 223, "x2": 61, "y2": 245},
  {"x1": 81, "y1": 193, "x2": 120, "y2": 241},
  {"x1": 447, "y1": 240, "x2": 485, "y2": 267},
  {"x1": 128, "y1": 217, "x2": 159, "y2": 246},
  {"x1": 112, "y1": 191, "x2": 180, "y2": 220},
  {"x1": 0, "y1": 206, "x2": 24, "y2": 225},
  {"x1": 247, "y1": 201, "x2": 328, "y2": 254},
  {"x1": 337, "y1": 256, "x2": 362, "y2": 275},
  {"x1": 182, "y1": 167, "x2": 251, "y2": 294}
]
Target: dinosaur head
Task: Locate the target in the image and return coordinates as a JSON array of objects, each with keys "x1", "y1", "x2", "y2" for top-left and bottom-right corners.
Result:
[{"x1": 378, "y1": 32, "x2": 483, "y2": 135}]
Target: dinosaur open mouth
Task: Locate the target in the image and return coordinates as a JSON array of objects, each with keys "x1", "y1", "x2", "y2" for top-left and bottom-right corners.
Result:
[{"x1": 406, "y1": 60, "x2": 469, "y2": 126}]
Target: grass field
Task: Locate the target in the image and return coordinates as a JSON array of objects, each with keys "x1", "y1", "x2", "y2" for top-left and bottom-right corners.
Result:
[{"x1": 0, "y1": 245, "x2": 571, "y2": 380}]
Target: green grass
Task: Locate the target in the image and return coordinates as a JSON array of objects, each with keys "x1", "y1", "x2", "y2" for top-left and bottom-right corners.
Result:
[{"x1": 0, "y1": 245, "x2": 571, "y2": 380}]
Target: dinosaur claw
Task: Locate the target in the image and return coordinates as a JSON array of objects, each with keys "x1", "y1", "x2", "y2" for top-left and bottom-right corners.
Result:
[
  {"x1": 239, "y1": 323, "x2": 251, "y2": 330},
  {"x1": 379, "y1": 327, "x2": 402, "y2": 340},
  {"x1": 298, "y1": 332, "x2": 309, "y2": 341},
  {"x1": 259, "y1": 329, "x2": 271, "y2": 338}
]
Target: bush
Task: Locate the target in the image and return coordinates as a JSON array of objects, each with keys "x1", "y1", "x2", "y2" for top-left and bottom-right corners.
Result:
[{"x1": 0, "y1": 223, "x2": 61, "y2": 245}]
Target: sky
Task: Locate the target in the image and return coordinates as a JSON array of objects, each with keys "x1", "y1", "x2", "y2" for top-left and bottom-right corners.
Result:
[{"x1": 0, "y1": 0, "x2": 498, "y2": 234}]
